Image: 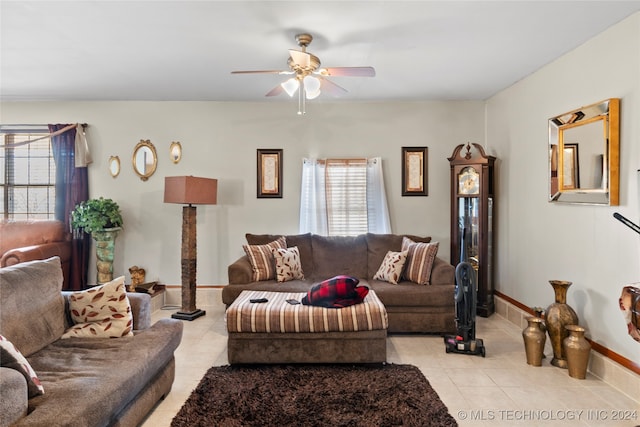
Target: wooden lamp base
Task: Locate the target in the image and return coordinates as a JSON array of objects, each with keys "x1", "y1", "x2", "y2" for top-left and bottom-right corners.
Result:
[
  {"x1": 171, "y1": 205, "x2": 205, "y2": 321},
  {"x1": 172, "y1": 309, "x2": 206, "y2": 321}
]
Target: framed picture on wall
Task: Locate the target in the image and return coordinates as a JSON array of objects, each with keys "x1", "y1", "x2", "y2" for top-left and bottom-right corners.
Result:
[
  {"x1": 257, "y1": 149, "x2": 283, "y2": 198},
  {"x1": 402, "y1": 146, "x2": 428, "y2": 196}
]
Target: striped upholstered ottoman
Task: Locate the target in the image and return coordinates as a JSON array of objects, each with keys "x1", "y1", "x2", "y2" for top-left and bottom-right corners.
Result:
[{"x1": 225, "y1": 290, "x2": 388, "y2": 364}]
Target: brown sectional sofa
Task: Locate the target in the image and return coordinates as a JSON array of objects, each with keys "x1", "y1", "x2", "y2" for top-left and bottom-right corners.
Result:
[
  {"x1": 224, "y1": 233, "x2": 457, "y2": 334},
  {"x1": 0, "y1": 257, "x2": 183, "y2": 427},
  {"x1": 0, "y1": 219, "x2": 72, "y2": 289}
]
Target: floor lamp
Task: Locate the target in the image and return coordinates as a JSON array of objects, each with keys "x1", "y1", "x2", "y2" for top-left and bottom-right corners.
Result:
[{"x1": 164, "y1": 176, "x2": 217, "y2": 321}]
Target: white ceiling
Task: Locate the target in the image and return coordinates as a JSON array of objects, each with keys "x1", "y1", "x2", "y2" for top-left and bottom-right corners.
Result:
[{"x1": 2, "y1": 1, "x2": 640, "y2": 103}]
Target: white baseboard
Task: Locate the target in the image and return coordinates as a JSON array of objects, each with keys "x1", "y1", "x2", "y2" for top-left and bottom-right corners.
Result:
[{"x1": 161, "y1": 287, "x2": 222, "y2": 308}]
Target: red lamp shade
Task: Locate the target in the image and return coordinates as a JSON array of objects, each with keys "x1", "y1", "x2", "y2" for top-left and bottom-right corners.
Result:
[{"x1": 164, "y1": 176, "x2": 217, "y2": 205}]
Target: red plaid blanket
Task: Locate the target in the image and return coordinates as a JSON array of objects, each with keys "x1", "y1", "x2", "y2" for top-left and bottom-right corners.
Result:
[{"x1": 302, "y1": 275, "x2": 369, "y2": 308}]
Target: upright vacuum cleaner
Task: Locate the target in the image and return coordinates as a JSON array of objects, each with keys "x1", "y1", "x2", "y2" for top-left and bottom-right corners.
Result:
[{"x1": 444, "y1": 226, "x2": 486, "y2": 357}]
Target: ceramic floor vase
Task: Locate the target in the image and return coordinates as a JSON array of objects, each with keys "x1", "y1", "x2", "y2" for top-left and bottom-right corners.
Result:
[
  {"x1": 522, "y1": 316, "x2": 546, "y2": 366},
  {"x1": 563, "y1": 324, "x2": 591, "y2": 379},
  {"x1": 92, "y1": 228, "x2": 120, "y2": 284},
  {"x1": 545, "y1": 280, "x2": 578, "y2": 368}
]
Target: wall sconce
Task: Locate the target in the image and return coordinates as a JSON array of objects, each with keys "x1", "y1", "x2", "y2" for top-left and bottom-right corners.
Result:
[{"x1": 170, "y1": 141, "x2": 182, "y2": 164}]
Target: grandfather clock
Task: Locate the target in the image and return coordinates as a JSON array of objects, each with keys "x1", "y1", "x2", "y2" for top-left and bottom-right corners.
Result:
[{"x1": 449, "y1": 142, "x2": 496, "y2": 317}]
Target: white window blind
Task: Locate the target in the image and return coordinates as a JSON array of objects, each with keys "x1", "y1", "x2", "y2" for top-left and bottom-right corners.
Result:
[
  {"x1": 1, "y1": 133, "x2": 56, "y2": 219},
  {"x1": 300, "y1": 157, "x2": 391, "y2": 236},
  {"x1": 325, "y1": 158, "x2": 368, "y2": 235}
]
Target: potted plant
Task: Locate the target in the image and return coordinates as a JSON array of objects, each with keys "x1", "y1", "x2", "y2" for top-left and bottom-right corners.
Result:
[
  {"x1": 71, "y1": 197, "x2": 123, "y2": 234},
  {"x1": 71, "y1": 197, "x2": 123, "y2": 284}
]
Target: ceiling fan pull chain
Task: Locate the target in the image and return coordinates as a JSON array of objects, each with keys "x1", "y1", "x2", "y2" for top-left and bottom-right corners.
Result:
[{"x1": 298, "y1": 78, "x2": 305, "y2": 115}]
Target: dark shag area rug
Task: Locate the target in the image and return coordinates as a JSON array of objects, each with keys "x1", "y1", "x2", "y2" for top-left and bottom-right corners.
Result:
[{"x1": 171, "y1": 363, "x2": 458, "y2": 427}]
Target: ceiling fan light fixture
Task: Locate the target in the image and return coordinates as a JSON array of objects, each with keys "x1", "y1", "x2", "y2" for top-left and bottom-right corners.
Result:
[
  {"x1": 232, "y1": 32, "x2": 375, "y2": 114},
  {"x1": 303, "y1": 75, "x2": 321, "y2": 99},
  {"x1": 281, "y1": 78, "x2": 299, "y2": 97}
]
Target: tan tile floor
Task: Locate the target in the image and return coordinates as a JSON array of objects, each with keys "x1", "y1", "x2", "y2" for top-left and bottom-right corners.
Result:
[{"x1": 141, "y1": 290, "x2": 639, "y2": 427}]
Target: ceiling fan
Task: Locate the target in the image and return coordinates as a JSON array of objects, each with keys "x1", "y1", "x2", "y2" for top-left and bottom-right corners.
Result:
[{"x1": 231, "y1": 33, "x2": 375, "y2": 114}]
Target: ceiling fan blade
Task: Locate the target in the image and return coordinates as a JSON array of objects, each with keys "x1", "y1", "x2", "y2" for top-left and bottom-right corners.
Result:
[
  {"x1": 288, "y1": 49, "x2": 311, "y2": 67},
  {"x1": 320, "y1": 67, "x2": 376, "y2": 77},
  {"x1": 231, "y1": 70, "x2": 289, "y2": 75},
  {"x1": 319, "y1": 78, "x2": 348, "y2": 97},
  {"x1": 265, "y1": 84, "x2": 284, "y2": 97}
]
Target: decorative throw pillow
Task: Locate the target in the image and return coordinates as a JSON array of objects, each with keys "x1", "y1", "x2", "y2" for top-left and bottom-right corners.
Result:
[
  {"x1": 243, "y1": 236, "x2": 286, "y2": 281},
  {"x1": 401, "y1": 237, "x2": 440, "y2": 285},
  {"x1": 373, "y1": 250, "x2": 408, "y2": 285},
  {"x1": 272, "y1": 246, "x2": 305, "y2": 283},
  {"x1": 62, "y1": 276, "x2": 133, "y2": 338},
  {"x1": 0, "y1": 334, "x2": 44, "y2": 397},
  {"x1": 302, "y1": 275, "x2": 369, "y2": 308}
]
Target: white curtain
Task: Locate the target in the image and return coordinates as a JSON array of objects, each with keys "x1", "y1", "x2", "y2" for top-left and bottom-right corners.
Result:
[
  {"x1": 299, "y1": 157, "x2": 391, "y2": 235},
  {"x1": 74, "y1": 124, "x2": 92, "y2": 167},
  {"x1": 299, "y1": 158, "x2": 328, "y2": 235},
  {"x1": 367, "y1": 157, "x2": 392, "y2": 233}
]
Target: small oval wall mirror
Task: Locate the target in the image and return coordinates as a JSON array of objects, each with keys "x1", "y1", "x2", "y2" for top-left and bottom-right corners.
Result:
[
  {"x1": 108, "y1": 155, "x2": 120, "y2": 178},
  {"x1": 132, "y1": 139, "x2": 158, "y2": 181},
  {"x1": 548, "y1": 98, "x2": 620, "y2": 205},
  {"x1": 170, "y1": 141, "x2": 182, "y2": 164}
]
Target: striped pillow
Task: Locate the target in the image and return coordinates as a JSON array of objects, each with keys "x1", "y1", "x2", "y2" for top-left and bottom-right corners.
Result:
[
  {"x1": 401, "y1": 237, "x2": 439, "y2": 285},
  {"x1": 243, "y1": 236, "x2": 286, "y2": 281}
]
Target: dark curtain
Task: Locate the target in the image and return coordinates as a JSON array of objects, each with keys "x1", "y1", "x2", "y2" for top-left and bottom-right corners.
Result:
[{"x1": 49, "y1": 124, "x2": 90, "y2": 290}]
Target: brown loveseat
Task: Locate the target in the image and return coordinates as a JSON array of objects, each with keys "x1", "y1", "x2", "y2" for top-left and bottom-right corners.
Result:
[
  {"x1": 224, "y1": 233, "x2": 456, "y2": 334},
  {"x1": 0, "y1": 219, "x2": 72, "y2": 289},
  {"x1": 0, "y1": 257, "x2": 183, "y2": 427}
]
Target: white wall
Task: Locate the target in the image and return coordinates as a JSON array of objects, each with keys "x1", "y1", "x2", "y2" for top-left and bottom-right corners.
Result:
[
  {"x1": 1, "y1": 100, "x2": 485, "y2": 285},
  {"x1": 486, "y1": 13, "x2": 640, "y2": 364}
]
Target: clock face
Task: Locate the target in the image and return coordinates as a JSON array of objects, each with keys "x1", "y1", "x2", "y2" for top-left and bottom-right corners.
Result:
[{"x1": 458, "y1": 167, "x2": 480, "y2": 195}]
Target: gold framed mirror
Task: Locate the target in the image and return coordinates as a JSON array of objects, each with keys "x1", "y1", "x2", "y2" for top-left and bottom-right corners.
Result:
[
  {"x1": 132, "y1": 139, "x2": 157, "y2": 181},
  {"x1": 108, "y1": 155, "x2": 120, "y2": 178},
  {"x1": 170, "y1": 141, "x2": 182, "y2": 164},
  {"x1": 549, "y1": 98, "x2": 619, "y2": 205}
]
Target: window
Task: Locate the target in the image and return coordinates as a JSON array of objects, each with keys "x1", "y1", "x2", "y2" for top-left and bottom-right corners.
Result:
[
  {"x1": 299, "y1": 157, "x2": 391, "y2": 236},
  {"x1": 325, "y1": 159, "x2": 368, "y2": 235},
  {"x1": 1, "y1": 132, "x2": 56, "y2": 220}
]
